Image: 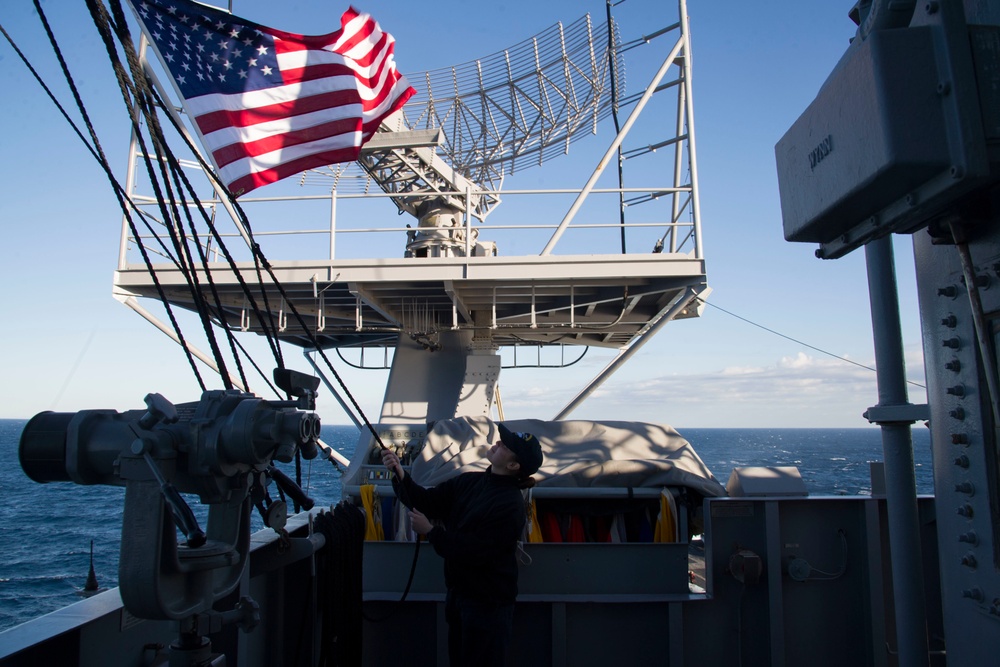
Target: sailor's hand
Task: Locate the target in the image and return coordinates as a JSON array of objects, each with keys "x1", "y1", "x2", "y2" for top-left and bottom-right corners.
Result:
[
  {"x1": 380, "y1": 448, "x2": 405, "y2": 480},
  {"x1": 409, "y1": 509, "x2": 433, "y2": 536}
]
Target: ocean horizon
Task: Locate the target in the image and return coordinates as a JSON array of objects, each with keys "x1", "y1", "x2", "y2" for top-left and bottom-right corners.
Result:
[{"x1": 0, "y1": 419, "x2": 934, "y2": 633}]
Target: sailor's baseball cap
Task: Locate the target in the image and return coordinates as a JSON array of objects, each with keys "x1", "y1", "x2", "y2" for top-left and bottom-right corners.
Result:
[{"x1": 497, "y1": 423, "x2": 543, "y2": 476}]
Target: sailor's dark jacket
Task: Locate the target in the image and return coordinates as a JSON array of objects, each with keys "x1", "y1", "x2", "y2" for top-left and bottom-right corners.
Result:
[{"x1": 393, "y1": 469, "x2": 526, "y2": 603}]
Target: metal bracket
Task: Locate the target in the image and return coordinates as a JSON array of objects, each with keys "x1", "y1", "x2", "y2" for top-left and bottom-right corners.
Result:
[{"x1": 863, "y1": 403, "x2": 931, "y2": 424}]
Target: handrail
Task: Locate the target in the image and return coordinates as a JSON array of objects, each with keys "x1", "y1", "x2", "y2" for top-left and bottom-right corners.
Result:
[{"x1": 122, "y1": 184, "x2": 701, "y2": 264}]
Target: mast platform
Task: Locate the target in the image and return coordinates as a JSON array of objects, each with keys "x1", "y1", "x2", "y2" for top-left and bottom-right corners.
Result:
[{"x1": 114, "y1": 251, "x2": 707, "y2": 351}]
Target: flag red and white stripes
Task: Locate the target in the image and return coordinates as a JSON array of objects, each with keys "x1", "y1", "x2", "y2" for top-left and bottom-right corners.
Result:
[{"x1": 129, "y1": 1, "x2": 415, "y2": 196}]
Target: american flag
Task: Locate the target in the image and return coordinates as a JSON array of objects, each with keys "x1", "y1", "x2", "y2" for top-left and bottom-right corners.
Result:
[{"x1": 129, "y1": 0, "x2": 416, "y2": 196}]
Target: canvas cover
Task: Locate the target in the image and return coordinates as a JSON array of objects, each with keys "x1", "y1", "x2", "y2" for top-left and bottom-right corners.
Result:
[{"x1": 409, "y1": 417, "x2": 727, "y2": 499}]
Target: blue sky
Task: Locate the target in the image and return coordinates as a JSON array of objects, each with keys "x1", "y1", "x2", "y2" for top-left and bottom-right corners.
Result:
[{"x1": 0, "y1": 0, "x2": 927, "y2": 427}]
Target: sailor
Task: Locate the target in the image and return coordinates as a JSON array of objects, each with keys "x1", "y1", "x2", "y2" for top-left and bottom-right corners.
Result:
[{"x1": 381, "y1": 423, "x2": 543, "y2": 667}]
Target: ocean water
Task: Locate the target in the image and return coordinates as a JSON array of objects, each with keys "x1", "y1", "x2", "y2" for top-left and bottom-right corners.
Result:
[
  {"x1": 0, "y1": 419, "x2": 934, "y2": 633},
  {"x1": 0, "y1": 420, "x2": 358, "y2": 635}
]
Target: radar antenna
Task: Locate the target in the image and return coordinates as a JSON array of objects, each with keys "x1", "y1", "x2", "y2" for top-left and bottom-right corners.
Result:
[{"x1": 302, "y1": 13, "x2": 622, "y2": 223}]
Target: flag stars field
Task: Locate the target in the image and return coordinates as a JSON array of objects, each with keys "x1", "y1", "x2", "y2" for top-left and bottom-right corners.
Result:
[{"x1": 131, "y1": 0, "x2": 414, "y2": 197}]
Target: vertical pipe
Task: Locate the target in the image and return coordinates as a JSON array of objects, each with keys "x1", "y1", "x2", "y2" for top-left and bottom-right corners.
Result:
[
  {"x1": 329, "y1": 188, "x2": 337, "y2": 262},
  {"x1": 669, "y1": 75, "x2": 686, "y2": 253},
  {"x1": 678, "y1": 0, "x2": 704, "y2": 260},
  {"x1": 465, "y1": 184, "x2": 472, "y2": 261},
  {"x1": 864, "y1": 236, "x2": 929, "y2": 667}
]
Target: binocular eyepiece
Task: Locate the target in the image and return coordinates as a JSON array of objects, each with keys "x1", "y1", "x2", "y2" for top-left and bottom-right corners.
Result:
[{"x1": 19, "y1": 388, "x2": 321, "y2": 503}]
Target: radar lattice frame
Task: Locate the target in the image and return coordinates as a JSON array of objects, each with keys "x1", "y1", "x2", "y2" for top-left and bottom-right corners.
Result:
[{"x1": 303, "y1": 13, "x2": 621, "y2": 221}]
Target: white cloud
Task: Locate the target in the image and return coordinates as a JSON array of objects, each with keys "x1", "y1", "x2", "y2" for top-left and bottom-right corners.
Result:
[
  {"x1": 499, "y1": 348, "x2": 928, "y2": 428},
  {"x1": 779, "y1": 351, "x2": 815, "y2": 369}
]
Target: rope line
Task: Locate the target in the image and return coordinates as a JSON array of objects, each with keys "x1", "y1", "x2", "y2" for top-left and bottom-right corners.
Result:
[
  {"x1": 87, "y1": 0, "x2": 385, "y2": 446},
  {"x1": 695, "y1": 296, "x2": 926, "y2": 390},
  {"x1": 25, "y1": 0, "x2": 207, "y2": 390},
  {"x1": 94, "y1": 0, "x2": 236, "y2": 389}
]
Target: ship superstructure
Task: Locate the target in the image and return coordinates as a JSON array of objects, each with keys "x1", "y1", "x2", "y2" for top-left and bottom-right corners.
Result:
[{"x1": 3, "y1": 1, "x2": 1000, "y2": 666}]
